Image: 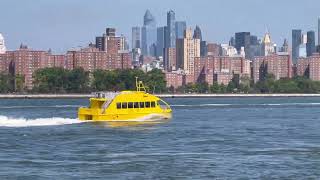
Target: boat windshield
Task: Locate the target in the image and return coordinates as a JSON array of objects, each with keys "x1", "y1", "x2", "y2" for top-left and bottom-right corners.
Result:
[{"x1": 158, "y1": 100, "x2": 171, "y2": 110}]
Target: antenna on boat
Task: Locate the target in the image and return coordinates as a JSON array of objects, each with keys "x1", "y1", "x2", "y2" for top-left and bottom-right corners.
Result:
[{"x1": 135, "y1": 77, "x2": 146, "y2": 92}]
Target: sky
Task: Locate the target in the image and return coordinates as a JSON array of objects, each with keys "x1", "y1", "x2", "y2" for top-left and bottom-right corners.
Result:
[{"x1": 0, "y1": 0, "x2": 319, "y2": 53}]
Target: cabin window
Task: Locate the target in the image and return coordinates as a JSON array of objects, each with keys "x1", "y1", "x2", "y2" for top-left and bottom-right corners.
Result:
[
  {"x1": 151, "y1": 101, "x2": 156, "y2": 108},
  {"x1": 134, "y1": 102, "x2": 139, "y2": 108},
  {"x1": 140, "y1": 102, "x2": 145, "y2": 108},
  {"x1": 121, "y1": 102, "x2": 128, "y2": 109},
  {"x1": 116, "y1": 103, "x2": 121, "y2": 109},
  {"x1": 145, "y1": 102, "x2": 151, "y2": 108},
  {"x1": 128, "y1": 102, "x2": 134, "y2": 109}
]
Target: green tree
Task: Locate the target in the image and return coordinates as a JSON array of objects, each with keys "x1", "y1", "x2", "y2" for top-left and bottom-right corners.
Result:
[
  {"x1": 239, "y1": 75, "x2": 251, "y2": 93},
  {"x1": 65, "y1": 68, "x2": 90, "y2": 93},
  {"x1": 33, "y1": 67, "x2": 67, "y2": 93},
  {"x1": 209, "y1": 82, "x2": 221, "y2": 93},
  {"x1": 145, "y1": 69, "x2": 166, "y2": 93},
  {"x1": 0, "y1": 73, "x2": 10, "y2": 93},
  {"x1": 196, "y1": 82, "x2": 209, "y2": 93},
  {"x1": 14, "y1": 75, "x2": 25, "y2": 92},
  {"x1": 254, "y1": 74, "x2": 276, "y2": 93}
]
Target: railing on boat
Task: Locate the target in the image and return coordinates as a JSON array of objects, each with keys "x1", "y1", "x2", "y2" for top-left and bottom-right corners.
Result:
[
  {"x1": 92, "y1": 92, "x2": 119, "y2": 99},
  {"x1": 92, "y1": 92, "x2": 120, "y2": 114}
]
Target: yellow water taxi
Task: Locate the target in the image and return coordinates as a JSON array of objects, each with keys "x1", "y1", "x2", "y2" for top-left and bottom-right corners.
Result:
[{"x1": 78, "y1": 79, "x2": 172, "y2": 122}]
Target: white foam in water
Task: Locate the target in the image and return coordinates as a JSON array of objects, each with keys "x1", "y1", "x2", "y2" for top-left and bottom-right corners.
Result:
[
  {"x1": 0, "y1": 105, "x2": 79, "y2": 109},
  {"x1": 0, "y1": 115, "x2": 83, "y2": 127},
  {"x1": 0, "y1": 114, "x2": 167, "y2": 127}
]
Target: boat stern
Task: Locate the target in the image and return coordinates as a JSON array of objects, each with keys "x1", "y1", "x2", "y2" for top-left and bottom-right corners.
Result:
[{"x1": 78, "y1": 107, "x2": 93, "y2": 121}]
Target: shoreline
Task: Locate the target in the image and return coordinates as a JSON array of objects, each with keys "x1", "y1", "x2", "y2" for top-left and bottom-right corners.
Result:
[{"x1": 1, "y1": 94, "x2": 320, "y2": 99}]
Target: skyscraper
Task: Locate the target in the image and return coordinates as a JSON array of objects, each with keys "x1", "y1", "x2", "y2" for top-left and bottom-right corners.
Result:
[
  {"x1": 0, "y1": 33, "x2": 6, "y2": 54},
  {"x1": 292, "y1": 29, "x2": 302, "y2": 64},
  {"x1": 175, "y1": 21, "x2": 186, "y2": 39},
  {"x1": 157, "y1": 26, "x2": 166, "y2": 57},
  {"x1": 176, "y1": 28, "x2": 200, "y2": 74},
  {"x1": 307, "y1": 31, "x2": 316, "y2": 57},
  {"x1": 318, "y1": 17, "x2": 320, "y2": 45},
  {"x1": 95, "y1": 28, "x2": 119, "y2": 53},
  {"x1": 235, "y1": 32, "x2": 250, "y2": 58},
  {"x1": 200, "y1": 41, "x2": 207, "y2": 57},
  {"x1": 193, "y1": 26, "x2": 202, "y2": 40},
  {"x1": 166, "y1": 10, "x2": 176, "y2": 48},
  {"x1": 280, "y1": 39, "x2": 289, "y2": 52},
  {"x1": 132, "y1": 27, "x2": 141, "y2": 49},
  {"x1": 141, "y1": 10, "x2": 157, "y2": 56},
  {"x1": 247, "y1": 35, "x2": 261, "y2": 60},
  {"x1": 261, "y1": 32, "x2": 275, "y2": 56},
  {"x1": 193, "y1": 26, "x2": 207, "y2": 56},
  {"x1": 106, "y1": 28, "x2": 116, "y2": 36},
  {"x1": 95, "y1": 36, "x2": 105, "y2": 51}
]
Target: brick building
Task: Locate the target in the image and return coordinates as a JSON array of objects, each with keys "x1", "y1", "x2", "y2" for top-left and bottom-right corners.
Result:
[
  {"x1": 0, "y1": 52, "x2": 11, "y2": 73},
  {"x1": 0, "y1": 45, "x2": 132, "y2": 90},
  {"x1": 164, "y1": 47, "x2": 176, "y2": 71},
  {"x1": 253, "y1": 54, "x2": 292, "y2": 83},
  {"x1": 297, "y1": 53, "x2": 320, "y2": 80},
  {"x1": 193, "y1": 56, "x2": 251, "y2": 85},
  {"x1": 214, "y1": 72, "x2": 234, "y2": 85},
  {"x1": 207, "y1": 43, "x2": 220, "y2": 56},
  {"x1": 3, "y1": 47, "x2": 49, "y2": 89},
  {"x1": 296, "y1": 58, "x2": 309, "y2": 77},
  {"x1": 67, "y1": 47, "x2": 132, "y2": 72},
  {"x1": 165, "y1": 72, "x2": 184, "y2": 89}
]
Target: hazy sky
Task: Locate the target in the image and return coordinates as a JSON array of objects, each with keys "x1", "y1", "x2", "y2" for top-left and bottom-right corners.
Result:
[{"x1": 1, "y1": 0, "x2": 319, "y2": 53}]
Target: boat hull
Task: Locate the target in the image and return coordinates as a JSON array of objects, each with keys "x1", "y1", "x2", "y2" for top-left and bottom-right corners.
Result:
[{"x1": 78, "y1": 107, "x2": 172, "y2": 122}]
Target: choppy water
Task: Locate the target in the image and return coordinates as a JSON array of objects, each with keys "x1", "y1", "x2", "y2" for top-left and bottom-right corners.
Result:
[{"x1": 0, "y1": 97, "x2": 320, "y2": 179}]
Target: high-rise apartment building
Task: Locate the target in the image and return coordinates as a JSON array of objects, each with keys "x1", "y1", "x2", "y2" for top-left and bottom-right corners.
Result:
[
  {"x1": 253, "y1": 54, "x2": 292, "y2": 83},
  {"x1": 318, "y1": 17, "x2": 320, "y2": 45},
  {"x1": 292, "y1": 29, "x2": 302, "y2": 64},
  {"x1": 296, "y1": 53, "x2": 320, "y2": 81},
  {"x1": 106, "y1": 28, "x2": 116, "y2": 36},
  {"x1": 307, "y1": 31, "x2": 316, "y2": 57},
  {"x1": 132, "y1": 27, "x2": 141, "y2": 49},
  {"x1": 166, "y1": 10, "x2": 176, "y2": 48},
  {"x1": 0, "y1": 33, "x2": 6, "y2": 54},
  {"x1": 95, "y1": 28, "x2": 126, "y2": 53},
  {"x1": 176, "y1": 28, "x2": 200, "y2": 74},
  {"x1": 175, "y1": 21, "x2": 186, "y2": 39},
  {"x1": 207, "y1": 43, "x2": 220, "y2": 56},
  {"x1": 164, "y1": 47, "x2": 176, "y2": 71},
  {"x1": 141, "y1": 10, "x2": 157, "y2": 56}
]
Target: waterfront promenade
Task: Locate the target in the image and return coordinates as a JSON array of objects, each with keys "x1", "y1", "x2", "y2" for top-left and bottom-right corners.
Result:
[{"x1": 1, "y1": 93, "x2": 320, "y2": 99}]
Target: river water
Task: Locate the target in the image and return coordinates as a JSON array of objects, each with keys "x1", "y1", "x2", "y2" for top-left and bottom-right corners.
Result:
[{"x1": 0, "y1": 97, "x2": 319, "y2": 179}]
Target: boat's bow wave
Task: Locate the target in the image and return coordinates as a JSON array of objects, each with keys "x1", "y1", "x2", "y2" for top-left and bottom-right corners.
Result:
[{"x1": 0, "y1": 115, "x2": 83, "y2": 127}]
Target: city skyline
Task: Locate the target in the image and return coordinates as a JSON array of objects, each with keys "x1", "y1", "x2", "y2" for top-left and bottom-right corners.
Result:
[{"x1": 1, "y1": 0, "x2": 320, "y2": 53}]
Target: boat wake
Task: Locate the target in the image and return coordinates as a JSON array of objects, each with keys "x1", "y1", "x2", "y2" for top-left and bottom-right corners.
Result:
[
  {"x1": 0, "y1": 115, "x2": 83, "y2": 127},
  {"x1": 0, "y1": 105, "x2": 79, "y2": 109}
]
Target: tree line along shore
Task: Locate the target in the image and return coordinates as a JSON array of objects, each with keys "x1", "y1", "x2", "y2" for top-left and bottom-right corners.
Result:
[{"x1": 1, "y1": 67, "x2": 320, "y2": 94}]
